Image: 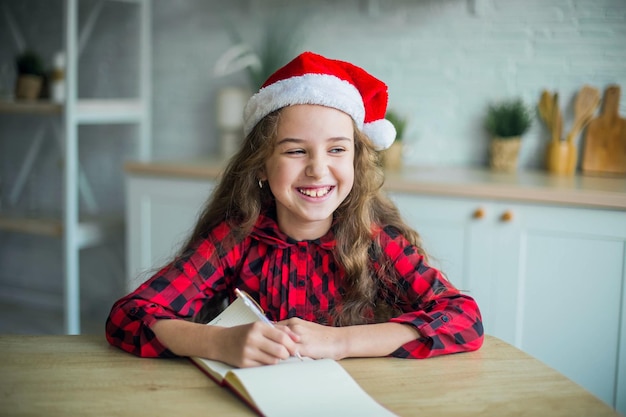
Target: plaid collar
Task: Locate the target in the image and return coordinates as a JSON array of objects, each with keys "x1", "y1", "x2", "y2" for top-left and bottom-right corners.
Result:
[{"x1": 251, "y1": 207, "x2": 337, "y2": 250}]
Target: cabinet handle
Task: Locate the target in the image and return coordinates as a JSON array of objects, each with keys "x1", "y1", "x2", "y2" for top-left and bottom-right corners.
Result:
[
  {"x1": 473, "y1": 208, "x2": 486, "y2": 219},
  {"x1": 500, "y1": 210, "x2": 514, "y2": 222}
]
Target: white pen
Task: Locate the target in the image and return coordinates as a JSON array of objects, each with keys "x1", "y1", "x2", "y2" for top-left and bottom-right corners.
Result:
[{"x1": 235, "y1": 288, "x2": 303, "y2": 361}]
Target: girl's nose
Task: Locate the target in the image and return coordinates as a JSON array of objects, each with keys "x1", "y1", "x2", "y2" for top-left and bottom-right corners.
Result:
[{"x1": 305, "y1": 154, "x2": 329, "y2": 178}]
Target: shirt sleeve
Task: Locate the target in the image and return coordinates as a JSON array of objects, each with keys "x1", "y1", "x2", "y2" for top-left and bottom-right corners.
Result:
[
  {"x1": 105, "y1": 232, "x2": 231, "y2": 357},
  {"x1": 378, "y1": 226, "x2": 484, "y2": 359}
]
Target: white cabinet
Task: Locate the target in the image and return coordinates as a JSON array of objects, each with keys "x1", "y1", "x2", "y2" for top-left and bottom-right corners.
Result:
[
  {"x1": 0, "y1": 0, "x2": 151, "y2": 334},
  {"x1": 389, "y1": 192, "x2": 626, "y2": 414},
  {"x1": 126, "y1": 175, "x2": 216, "y2": 292}
]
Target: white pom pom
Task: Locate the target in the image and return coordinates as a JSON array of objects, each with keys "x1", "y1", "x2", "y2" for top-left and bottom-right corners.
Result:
[{"x1": 363, "y1": 119, "x2": 396, "y2": 150}]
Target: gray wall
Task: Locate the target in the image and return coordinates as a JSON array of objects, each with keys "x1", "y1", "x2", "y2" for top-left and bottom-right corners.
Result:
[{"x1": 0, "y1": 0, "x2": 625, "y2": 330}]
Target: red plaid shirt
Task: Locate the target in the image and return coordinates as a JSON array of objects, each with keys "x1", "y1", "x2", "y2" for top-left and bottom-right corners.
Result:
[{"x1": 106, "y1": 210, "x2": 483, "y2": 358}]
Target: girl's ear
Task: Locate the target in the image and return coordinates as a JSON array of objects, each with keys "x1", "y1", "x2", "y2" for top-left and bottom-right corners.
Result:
[{"x1": 257, "y1": 168, "x2": 267, "y2": 182}]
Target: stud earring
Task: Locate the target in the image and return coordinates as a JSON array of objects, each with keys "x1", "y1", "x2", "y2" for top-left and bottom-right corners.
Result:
[{"x1": 258, "y1": 180, "x2": 263, "y2": 189}]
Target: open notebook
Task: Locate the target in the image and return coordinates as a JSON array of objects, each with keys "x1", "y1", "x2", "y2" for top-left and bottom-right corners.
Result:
[{"x1": 190, "y1": 295, "x2": 397, "y2": 417}]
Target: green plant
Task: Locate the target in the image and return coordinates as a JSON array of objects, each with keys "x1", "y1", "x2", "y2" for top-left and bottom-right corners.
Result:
[
  {"x1": 385, "y1": 109, "x2": 408, "y2": 142},
  {"x1": 248, "y1": 17, "x2": 304, "y2": 89},
  {"x1": 15, "y1": 49, "x2": 45, "y2": 77},
  {"x1": 485, "y1": 98, "x2": 533, "y2": 138}
]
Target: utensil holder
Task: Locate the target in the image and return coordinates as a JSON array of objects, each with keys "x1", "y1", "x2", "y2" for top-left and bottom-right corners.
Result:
[{"x1": 547, "y1": 141, "x2": 577, "y2": 176}]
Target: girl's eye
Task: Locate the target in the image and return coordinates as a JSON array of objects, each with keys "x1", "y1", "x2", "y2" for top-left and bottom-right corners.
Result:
[
  {"x1": 285, "y1": 149, "x2": 306, "y2": 155},
  {"x1": 330, "y1": 147, "x2": 345, "y2": 154}
]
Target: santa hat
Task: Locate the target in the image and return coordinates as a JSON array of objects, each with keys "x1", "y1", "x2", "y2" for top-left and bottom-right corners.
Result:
[{"x1": 243, "y1": 51, "x2": 396, "y2": 150}]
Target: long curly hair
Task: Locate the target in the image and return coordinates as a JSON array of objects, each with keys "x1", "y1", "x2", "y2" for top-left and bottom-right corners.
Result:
[{"x1": 182, "y1": 108, "x2": 427, "y2": 326}]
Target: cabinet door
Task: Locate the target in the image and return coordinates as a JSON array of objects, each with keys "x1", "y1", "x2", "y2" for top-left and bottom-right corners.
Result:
[
  {"x1": 515, "y1": 203, "x2": 626, "y2": 409},
  {"x1": 126, "y1": 175, "x2": 215, "y2": 291},
  {"x1": 388, "y1": 193, "x2": 474, "y2": 284},
  {"x1": 390, "y1": 192, "x2": 626, "y2": 411},
  {"x1": 390, "y1": 193, "x2": 527, "y2": 345}
]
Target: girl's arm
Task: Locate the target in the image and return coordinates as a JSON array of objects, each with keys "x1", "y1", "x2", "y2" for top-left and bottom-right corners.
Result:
[
  {"x1": 278, "y1": 319, "x2": 420, "y2": 360},
  {"x1": 280, "y1": 227, "x2": 484, "y2": 361},
  {"x1": 150, "y1": 318, "x2": 300, "y2": 367}
]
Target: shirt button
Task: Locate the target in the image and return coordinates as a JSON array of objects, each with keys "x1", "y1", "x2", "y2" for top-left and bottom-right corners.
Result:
[
  {"x1": 442, "y1": 315, "x2": 449, "y2": 322},
  {"x1": 297, "y1": 280, "x2": 305, "y2": 287}
]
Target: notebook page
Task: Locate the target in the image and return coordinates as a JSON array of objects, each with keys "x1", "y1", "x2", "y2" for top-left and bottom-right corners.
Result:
[
  {"x1": 228, "y1": 358, "x2": 398, "y2": 417},
  {"x1": 208, "y1": 296, "x2": 259, "y2": 327}
]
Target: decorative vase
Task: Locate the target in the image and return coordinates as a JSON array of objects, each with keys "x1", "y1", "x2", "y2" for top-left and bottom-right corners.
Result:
[
  {"x1": 382, "y1": 142, "x2": 403, "y2": 171},
  {"x1": 546, "y1": 141, "x2": 577, "y2": 176},
  {"x1": 490, "y1": 137, "x2": 521, "y2": 172},
  {"x1": 15, "y1": 75, "x2": 42, "y2": 100},
  {"x1": 216, "y1": 86, "x2": 250, "y2": 159}
]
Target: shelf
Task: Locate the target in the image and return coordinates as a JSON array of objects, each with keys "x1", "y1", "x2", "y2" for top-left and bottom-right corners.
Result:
[
  {"x1": 0, "y1": 213, "x2": 123, "y2": 249},
  {"x1": 76, "y1": 99, "x2": 145, "y2": 124},
  {"x1": 0, "y1": 99, "x2": 145, "y2": 124},
  {"x1": 0, "y1": 0, "x2": 152, "y2": 335},
  {"x1": 0, "y1": 100, "x2": 63, "y2": 115}
]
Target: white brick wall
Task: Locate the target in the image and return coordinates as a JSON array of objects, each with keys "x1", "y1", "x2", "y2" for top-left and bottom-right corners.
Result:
[{"x1": 153, "y1": 0, "x2": 626, "y2": 169}]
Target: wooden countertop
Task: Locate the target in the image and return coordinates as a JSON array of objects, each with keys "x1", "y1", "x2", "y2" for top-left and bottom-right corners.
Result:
[
  {"x1": 0, "y1": 334, "x2": 619, "y2": 417},
  {"x1": 125, "y1": 159, "x2": 626, "y2": 210}
]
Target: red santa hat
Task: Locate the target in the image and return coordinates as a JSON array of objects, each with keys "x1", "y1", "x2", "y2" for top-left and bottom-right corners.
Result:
[{"x1": 243, "y1": 51, "x2": 396, "y2": 150}]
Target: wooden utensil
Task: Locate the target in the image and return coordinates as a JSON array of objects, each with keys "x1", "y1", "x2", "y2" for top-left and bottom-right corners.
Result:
[
  {"x1": 559, "y1": 85, "x2": 601, "y2": 173},
  {"x1": 582, "y1": 84, "x2": 626, "y2": 175},
  {"x1": 552, "y1": 93, "x2": 562, "y2": 143},
  {"x1": 538, "y1": 90, "x2": 554, "y2": 130},
  {"x1": 546, "y1": 91, "x2": 578, "y2": 175},
  {"x1": 566, "y1": 85, "x2": 601, "y2": 145}
]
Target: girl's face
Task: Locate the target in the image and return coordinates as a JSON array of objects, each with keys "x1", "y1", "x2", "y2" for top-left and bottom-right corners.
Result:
[{"x1": 262, "y1": 104, "x2": 355, "y2": 241}]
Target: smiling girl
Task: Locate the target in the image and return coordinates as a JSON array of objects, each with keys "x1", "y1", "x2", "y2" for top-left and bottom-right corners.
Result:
[{"x1": 106, "y1": 52, "x2": 484, "y2": 367}]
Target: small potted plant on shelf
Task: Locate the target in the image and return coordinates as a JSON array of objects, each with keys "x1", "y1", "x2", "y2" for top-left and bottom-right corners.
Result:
[
  {"x1": 382, "y1": 109, "x2": 408, "y2": 171},
  {"x1": 484, "y1": 98, "x2": 532, "y2": 172},
  {"x1": 15, "y1": 49, "x2": 46, "y2": 100}
]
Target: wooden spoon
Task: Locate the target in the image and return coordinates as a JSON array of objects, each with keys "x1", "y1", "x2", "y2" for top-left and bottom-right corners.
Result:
[
  {"x1": 538, "y1": 90, "x2": 554, "y2": 130},
  {"x1": 566, "y1": 85, "x2": 601, "y2": 144},
  {"x1": 552, "y1": 93, "x2": 562, "y2": 143}
]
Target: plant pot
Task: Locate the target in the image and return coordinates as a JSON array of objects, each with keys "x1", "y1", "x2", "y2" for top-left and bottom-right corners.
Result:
[
  {"x1": 15, "y1": 74, "x2": 43, "y2": 100},
  {"x1": 382, "y1": 142, "x2": 403, "y2": 171},
  {"x1": 490, "y1": 136, "x2": 521, "y2": 172},
  {"x1": 546, "y1": 141, "x2": 577, "y2": 176}
]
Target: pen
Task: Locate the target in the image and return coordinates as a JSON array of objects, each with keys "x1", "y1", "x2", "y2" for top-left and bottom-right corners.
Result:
[{"x1": 235, "y1": 288, "x2": 303, "y2": 361}]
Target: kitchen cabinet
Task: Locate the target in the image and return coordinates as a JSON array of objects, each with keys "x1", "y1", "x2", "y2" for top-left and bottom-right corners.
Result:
[
  {"x1": 388, "y1": 192, "x2": 626, "y2": 414},
  {"x1": 0, "y1": 0, "x2": 151, "y2": 334},
  {"x1": 126, "y1": 174, "x2": 216, "y2": 292}
]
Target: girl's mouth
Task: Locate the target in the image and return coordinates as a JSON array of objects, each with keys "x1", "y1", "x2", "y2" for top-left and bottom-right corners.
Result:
[{"x1": 297, "y1": 186, "x2": 334, "y2": 198}]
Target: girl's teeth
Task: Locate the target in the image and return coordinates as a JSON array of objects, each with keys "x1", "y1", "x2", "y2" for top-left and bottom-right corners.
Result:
[{"x1": 300, "y1": 187, "x2": 330, "y2": 197}]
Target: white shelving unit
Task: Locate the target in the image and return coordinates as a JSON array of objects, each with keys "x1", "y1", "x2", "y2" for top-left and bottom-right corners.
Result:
[{"x1": 0, "y1": 0, "x2": 151, "y2": 334}]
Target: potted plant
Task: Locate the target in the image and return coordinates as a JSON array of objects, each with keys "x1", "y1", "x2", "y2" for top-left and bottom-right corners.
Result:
[
  {"x1": 382, "y1": 109, "x2": 408, "y2": 171},
  {"x1": 484, "y1": 98, "x2": 532, "y2": 172},
  {"x1": 15, "y1": 49, "x2": 45, "y2": 100}
]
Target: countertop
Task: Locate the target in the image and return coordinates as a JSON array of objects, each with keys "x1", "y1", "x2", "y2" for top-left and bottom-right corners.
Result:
[{"x1": 125, "y1": 159, "x2": 626, "y2": 210}]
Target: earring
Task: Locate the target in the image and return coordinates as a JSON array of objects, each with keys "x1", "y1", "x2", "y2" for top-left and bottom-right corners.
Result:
[{"x1": 258, "y1": 180, "x2": 263, "y2": 189}]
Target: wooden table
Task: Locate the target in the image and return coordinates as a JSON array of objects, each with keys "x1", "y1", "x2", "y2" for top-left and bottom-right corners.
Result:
[{"x1": 0, "y1": 334, "x2": 619, "y2": 417}]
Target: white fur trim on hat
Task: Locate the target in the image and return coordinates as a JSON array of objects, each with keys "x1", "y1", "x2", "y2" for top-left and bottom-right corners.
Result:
[
  {"x1": 364, "y1": 119, "x2": 396, "y2": 150},
  {"x1": 243, "y1": 73, "x2": 365, "y2": 136}
]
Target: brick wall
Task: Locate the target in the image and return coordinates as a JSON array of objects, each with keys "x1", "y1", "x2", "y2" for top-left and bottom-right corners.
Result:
[{"x1": 154, "y1": 0, "x2": 626, "y2": 169}]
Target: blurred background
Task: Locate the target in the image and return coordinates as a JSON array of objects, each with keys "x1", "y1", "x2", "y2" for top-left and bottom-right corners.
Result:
[{"x1": 0, "y1": 0, "x2": 624, "y2": 334}]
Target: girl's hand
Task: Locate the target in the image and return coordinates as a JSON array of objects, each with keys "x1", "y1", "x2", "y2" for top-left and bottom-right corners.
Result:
[
  {"x1": 278, "y1": 318, "x2": 344, "y2": 360},
  {"x1": 214, "y1": 322, "x2": 300, "y2": 368}
]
